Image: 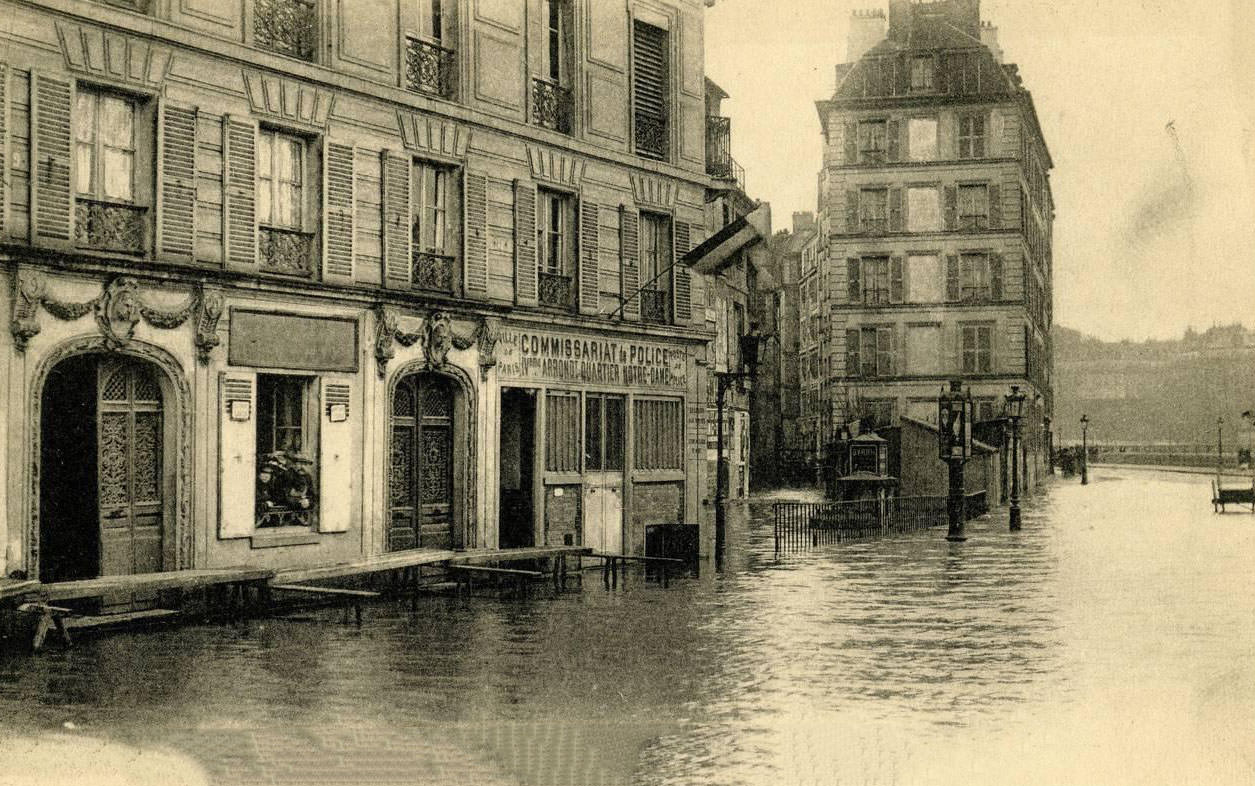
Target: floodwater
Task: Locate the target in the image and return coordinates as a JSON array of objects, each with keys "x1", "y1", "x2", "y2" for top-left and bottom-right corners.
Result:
[{"x1": 2, "y1": 467, "x2": 1255, "y2": 786}]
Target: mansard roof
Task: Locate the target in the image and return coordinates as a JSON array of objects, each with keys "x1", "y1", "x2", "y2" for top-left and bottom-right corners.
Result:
[{"x1": 828, "y1": 39, "x2": 1016, "y2": 104}]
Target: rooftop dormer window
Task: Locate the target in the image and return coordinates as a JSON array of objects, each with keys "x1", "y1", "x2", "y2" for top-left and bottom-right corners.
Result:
[{"x1": 910, "y1": 55, "x2": 935, "y2": 92}]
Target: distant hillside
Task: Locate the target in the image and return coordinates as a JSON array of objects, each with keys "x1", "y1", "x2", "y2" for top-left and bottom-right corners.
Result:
[{"x1": 1052, "y1": 323, "x2": 1255, "y2": 446}]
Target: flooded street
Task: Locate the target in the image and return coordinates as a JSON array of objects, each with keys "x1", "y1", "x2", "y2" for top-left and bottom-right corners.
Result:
[{"x1": 3, "y1": 467, "x2": 1255, "y2": 785}]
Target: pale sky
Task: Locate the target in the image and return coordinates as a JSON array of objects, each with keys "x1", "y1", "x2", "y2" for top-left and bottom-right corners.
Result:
[{"x1": 705, "y1": 0, "x2": 1255, "y2": 341}]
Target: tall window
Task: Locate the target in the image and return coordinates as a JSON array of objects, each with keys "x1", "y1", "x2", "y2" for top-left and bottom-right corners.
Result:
[
  {"x1": 533, "y1": 0, "x2": 573, "y2": 132},
  {"x1": 857, "y1": 120, "x2": 887, "y2": 164},
  {"x1": 538, "y1": 189, "x2": 574, "y2": 275},
  {"x1": 859, "y1": 187, "x2": 888, "y2": 233},
  {"x1": 254, "y1": 0, "x2": 317, "y2": 62},
  {"x1": 907, "y1": 186, "x2": 941, "y2": 232},
  {"x1": 860, "y1": 257, "x2": 891, "y2": 305},
  {"x1": 411, "y1": 162, "x2": 459, "y2": 293},
  {"x1": 430, "y1": 0, "x2": 443, "y2": 42},
  {"x1": 961, "y1": 323, "x2": 994, "y2": 374},
  {"x1": 258, "y1": 130, "x2": 305, "y2": 230},
  {"x1": 76, "y1": 91, "x2": 135, "y2": 203},
  {"x1": 543, "y1": 0, "x2": 568, "y2": 84},
  {"x1": 412, "y1": 163, "x2": 451, "y2": 253},
  {"x1": 256, "y1": 374, "x2": 317, "y2": 529},
  {"x1": 585, "y1": 394, "x2": 625, "y2": 471},
  {"x1": 640, "y1": 211, "x2": 673, "y2": 323},
  {"x1": 857, "y1": 326, "x2": 894, "y2": 378},
  {"x1": 958, "y1": 184, "x2": 990, "y2": 230},
  {"x1": 910, "y1": 56, "x2": 935, "y2": 91},
  {"x1": 958, "y1": 114, "x2": 987, "y2": 159},
  {"x1": 632, "y1": 21, "x2": 669, "y2": 160},
  {"x1": 960, "y1": 253, "x2": 991, "y2": 301}
]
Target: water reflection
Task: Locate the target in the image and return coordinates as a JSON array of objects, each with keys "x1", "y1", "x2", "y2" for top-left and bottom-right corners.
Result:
[{"x1": 2, "y1": 470, "x2": 1253, "y2": 785}]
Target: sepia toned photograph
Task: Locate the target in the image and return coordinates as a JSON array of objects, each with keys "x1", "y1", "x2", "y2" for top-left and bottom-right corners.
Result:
[{"x1": 1, "y1": 0, "x2": 1253, "y2": 784}]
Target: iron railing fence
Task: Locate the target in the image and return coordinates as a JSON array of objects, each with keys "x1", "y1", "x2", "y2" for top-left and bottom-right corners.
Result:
[{"x1": 773, "y1": 493, "x2": 987, "y2": 554}]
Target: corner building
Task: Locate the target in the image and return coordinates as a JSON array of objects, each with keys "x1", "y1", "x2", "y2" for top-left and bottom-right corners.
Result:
[
  {"x1": 816, "y1": 0, "x2": 1054, "y2": 490},
  {"x1": 0, "y1": 0, "x2": 758, "y2": 583}
]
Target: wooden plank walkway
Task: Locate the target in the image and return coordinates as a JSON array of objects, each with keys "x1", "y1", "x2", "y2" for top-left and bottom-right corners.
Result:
[
  {"x1": 273, "y1": 545, "x2": 592, "y2": 584},
  {"x1": 0, "y1": 579, "x2": 39, "y2": 603},
  {"x1": 41, "y1": 567, "x2": 274, "y2": 602}
]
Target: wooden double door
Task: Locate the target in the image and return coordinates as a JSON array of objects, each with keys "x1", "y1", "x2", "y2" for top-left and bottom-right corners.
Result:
[
  {"x1": 40, "y1": 356, "x2": 165, "y2": 591},
  {"x1": 389, "y1": 374, "x2": 456, "y2": 551}
]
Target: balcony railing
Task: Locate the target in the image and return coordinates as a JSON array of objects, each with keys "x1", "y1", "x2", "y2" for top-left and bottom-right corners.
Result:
[
  {"x1": 413, "y1": 250, "x2": 456, "y2": 295},
  {"x1": 639, "y1": 288, "x2": 670, "y2": 324},
  {"x1": 405, "y1": 37, "x2": 455, "y2": 99},
  {"x1": 538, "y1": 271, "x2": 575, "y2": 311},
  {"x1": 75, "y1": 198, "x2": 147, "y2": 254},
  {"x1": 634, "y1": 115, "x2": 668, "y2": 161},
  {"x1": 706, "y1": 116, "x2": 745, "y2": 191},
  {"x1": 532, "y1": 78, "x2": 572, "y2": 134},
  {"x1": 254, "y1": 0, "x2": 317, "y2": 62},
  {"x1": 259, "y1": 226, "x2": 315, "y2": 277}
]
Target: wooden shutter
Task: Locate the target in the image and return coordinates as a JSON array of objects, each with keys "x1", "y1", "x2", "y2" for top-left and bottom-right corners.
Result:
[
  {"x1": 988, "y1": 183, "x2": 1002, "y2": 229},
  {"x1": 322, "y1": 141, "x2": 355, "y2": 283},
  {"x1": 845, "y1": 329, "x2": 860, "y2": 378},
  {"x1": 672, "y1": 220, "x2": 693, "y2": 323},
  {"x1": 632, "y1": 21, "x2": 669, "y2": 159},
  {"x1": 464, "y1": 171, "x2": 489, "y2": 298},
  {"x1": 844, "y1": 120, "x2": 858, "y2": 164},
  {"x1": 620, "y1": 206, "x2": 640, "y2": 320},
  {"x1": 943, "y1": 185, "x2": 957, "y2": 231},
  {"x1": 32, "y1": 71, "x2": 73, "y2": 248},
  {"x1": 889, "y1": 187, "x2": 903, "y2": 232},
  {"x1": 578, "y1": 199, "x2": 599, "y2": 314},
  {"x1": 990, "y1": 253, "x2": 1004, "y2": 301},
  {"x1": 945, "y1": 255, "x2": 960, "y2": 301},
  {"x1": 381, "y1": 150, "x2": 411, "y2": 289},
  {"x1": 319, "y1": 380, "x2": 353, "y2": 533},
  {"x1": 890, "y1": 256, "x2": 904, "y2": 303},
  {"x1": 846, "y1": 189, "x2": 860, "y2": 234},
  {"x1": 886, "y1": 119, "x2": 900, "y2": 162},
  {"x1": 513, "y1": 179, "x2": 538, "y2": 306},
  {"x1": 877, "y1": 327, "x2": 893, "y2": 376},
  {"x1": 223, "y1": 116, "x2": 257, "y2": 270},
  {"x1": 219, "y1": 373, "x2": 256, "y2": 539},
  {"x1": 158, "y1": 103, "x2": 197, "y2": 261},
  {"x1": 847, "y1": 257, "x2": 860, "y2": 303}
]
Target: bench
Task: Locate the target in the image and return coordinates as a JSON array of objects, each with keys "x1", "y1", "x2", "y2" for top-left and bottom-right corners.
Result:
[{"x1": 1212, "y1": 479, "x2": 1255, "y2": 513}]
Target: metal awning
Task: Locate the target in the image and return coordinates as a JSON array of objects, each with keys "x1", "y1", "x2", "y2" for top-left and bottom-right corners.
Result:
[{"x1": 681, "y1": 203, "x2": 770, "y2": 274}]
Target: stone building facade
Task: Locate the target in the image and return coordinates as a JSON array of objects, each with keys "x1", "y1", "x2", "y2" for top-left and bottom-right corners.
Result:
[
  {"x1": 814, "y1": 0, "x2": 1054, "y2": 490},
  {"x1": 0, "y1": 0, "x2": 760, "y2": 583}
]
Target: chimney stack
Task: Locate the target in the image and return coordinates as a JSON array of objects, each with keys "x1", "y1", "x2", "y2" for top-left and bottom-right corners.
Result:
[
  {"x1": 981, "y1": 21, "x2": 1002, "y2": 62},
  {"x1": 846, "y1": 9, "x2": 887, "y2": 62}
]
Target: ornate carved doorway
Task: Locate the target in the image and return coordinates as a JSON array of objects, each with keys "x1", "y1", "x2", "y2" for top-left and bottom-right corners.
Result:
[
  {"x1": 389, "y1": 373, "x2": 455, "y2": 550},
  {"x1": 39, "y1": 355, "x2": 166, "y2": 595}
]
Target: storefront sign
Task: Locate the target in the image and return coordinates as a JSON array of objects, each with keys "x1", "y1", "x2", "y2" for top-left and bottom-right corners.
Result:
[
  {"x1": 497, "y1": 328, "x2": 687, "y2": 389},
  {"x1": 229, "y1": 309, "x2": 359, "y2": 372}
]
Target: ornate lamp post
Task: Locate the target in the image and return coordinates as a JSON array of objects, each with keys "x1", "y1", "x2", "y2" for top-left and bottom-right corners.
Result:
[
  {"x1": 938, "y1": 380, "x2": 973, "y2": 542},
  {"x1": 1080, "y1": 414, "x2": 1089, "y2": 485},
  {"x1": 715, "y1": 325, "x2": 764, "y2": 559},
  {"x1": 1005, "y1": 385, "x2": 1026, "y2": 531}
]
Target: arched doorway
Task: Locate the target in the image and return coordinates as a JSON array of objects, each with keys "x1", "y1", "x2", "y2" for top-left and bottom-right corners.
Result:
[
  {"x1": 39, "y1": 355, "x2": 168, "y2": 589},
  {"x1": 389, "y1": 372, "x2": 457, "y2": 551}
]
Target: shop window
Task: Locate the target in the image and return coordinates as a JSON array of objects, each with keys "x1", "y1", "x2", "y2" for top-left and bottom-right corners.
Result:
[
  {"x1": 75, "y1": 88, "x2": 149, "y2": 254},
  {"x1": 411, "y1": 161, "x2": 461, "y2": 295},
  {"x1": 585, "y1": 394, "x2": 625, "y2": 471},
  {"x1": 256, "y1": 374, "x2": 318, "y2": 528},
  {"x1": 257, "y1": 128, "x2": 315, "y2": 277},
  {"x1": 545, "y1": 391, "x2": 581, "y2": 472}
]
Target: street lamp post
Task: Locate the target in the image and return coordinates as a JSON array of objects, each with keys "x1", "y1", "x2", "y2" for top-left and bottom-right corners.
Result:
[
  {"x1": 1005, "y1": 385, "x2": 1026, "y2": 531},
  {"x1": 1080, "y1": 414, "x2": 1089, "y2": 485},
  {"x1": 938, "y1": 380, "x2": 973, "y2": 542},
  {"x1": 1044, "y1": 416, "x2": 1053, "y2": 475},
  {"x1": 1217, "y1": 416, "x2": 1225, "y2": 476},
  {"x1": 715, "y1": 326, "x2": 764, "y2": 560}
]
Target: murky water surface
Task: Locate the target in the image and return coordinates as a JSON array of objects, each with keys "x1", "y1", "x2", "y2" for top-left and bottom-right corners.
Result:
[{"x1": 2, "y1": 469, "x2": 1255, "y2": 785}]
